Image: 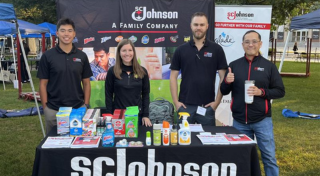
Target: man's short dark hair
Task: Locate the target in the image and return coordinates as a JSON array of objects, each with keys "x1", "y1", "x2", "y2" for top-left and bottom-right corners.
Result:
[
  {"x1": 57, "y1": 18, "x2": 75, "y2": 31},
  {"x1": 242, "y1": 30, "x2": 261, "y2": 41},
  {"x1": 93, "y1": 44, "x2": 109, "y2": 53},
  {"x1": 191, "y1": 12, "x2": 208, "y2": 23}
]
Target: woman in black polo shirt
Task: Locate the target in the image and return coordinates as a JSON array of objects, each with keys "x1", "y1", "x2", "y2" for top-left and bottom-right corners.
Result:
[{"x1": 105, "y1": 39, "x2": 152, "y2": 127}]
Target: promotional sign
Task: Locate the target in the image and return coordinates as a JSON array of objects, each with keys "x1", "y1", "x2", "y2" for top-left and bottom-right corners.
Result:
[
  {"x1": 56, "y1": 0, "x2": 215, "y2": 107},
  {"x1": 214, "y1": 5, "x2": 272, "y2": 126}
]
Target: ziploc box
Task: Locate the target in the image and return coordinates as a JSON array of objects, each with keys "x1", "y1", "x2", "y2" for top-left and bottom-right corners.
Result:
[
  {"x1": 112, "y1": 109, "x2": 126, "y2": 137},
  {"x1": 125, "y1": 106, "x2": 139, "y2": 138},
  {"x1": 82, "y1": 109, "x2": 100, "y2": 136},
  {"x1": 56, "y1": 111, "x2": 71, "y2": 135},
  {"x1": 70, "y1": 109, "x2": 83, "y2": 137},
  {"x1": 59, "y1": 107, "x2": 72, "y2": 112}
]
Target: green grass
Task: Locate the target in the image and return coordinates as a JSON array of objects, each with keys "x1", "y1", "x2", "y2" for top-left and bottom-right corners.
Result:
[{"x1": 0, "y1": 61, "x2": 320, "y2": 176}]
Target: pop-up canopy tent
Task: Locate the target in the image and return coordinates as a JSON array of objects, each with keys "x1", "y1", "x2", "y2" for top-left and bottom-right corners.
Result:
[
  {"x1": 0, "y1": 19, "x2": 49, "y2": 91},
  {"x1": 0, "y1": 3, "x2": 45, "y2": 137},
  {"x1": 279, "y1": 9, "x2": 320, "y2": 77}
]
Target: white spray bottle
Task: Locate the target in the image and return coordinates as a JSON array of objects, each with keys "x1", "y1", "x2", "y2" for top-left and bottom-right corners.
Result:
[{"x1": 178, "y1": 112, "x2": 191, "y2": 145}]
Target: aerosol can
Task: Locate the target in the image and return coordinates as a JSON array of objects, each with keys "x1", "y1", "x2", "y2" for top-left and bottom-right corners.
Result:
[{"x1": 178, "y1": 112, "x2": 191, "y2": 145}]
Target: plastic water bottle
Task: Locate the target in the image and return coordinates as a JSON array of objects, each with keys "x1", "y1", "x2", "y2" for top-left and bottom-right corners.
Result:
[{"x1": 102, "y1": 115, "x2": 114, "y2": 147}]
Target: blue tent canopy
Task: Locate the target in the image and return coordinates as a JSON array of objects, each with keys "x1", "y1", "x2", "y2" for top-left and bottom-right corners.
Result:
[
  {"x1": 0, "y1": 3, "x2": 16, "y2": 21},
  {"x1": 0, "y1": 20, "x2": 49, "y2": 37},
  {"x1": 38, "y1": 22, "x2": 56, "y2": 36},
  {"x1": 290, "y1": 9, "x2": 320, "y2": 30}
]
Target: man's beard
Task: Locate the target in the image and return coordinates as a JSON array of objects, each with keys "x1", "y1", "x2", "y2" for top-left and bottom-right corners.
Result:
[{"x1": 193, "y1": 30, "x2": 206, "y2": 40}]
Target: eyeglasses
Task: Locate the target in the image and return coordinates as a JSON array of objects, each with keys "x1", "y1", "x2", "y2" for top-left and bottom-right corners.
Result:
[{"x1": 243, "y1": 40, "x2": 260, "y2": 45}]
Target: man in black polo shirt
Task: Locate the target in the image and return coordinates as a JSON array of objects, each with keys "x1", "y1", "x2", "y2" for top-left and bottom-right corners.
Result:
[
  {"x1": 170, "y1": 12, "x2": 227, "y2": 126},
  {"x1": 37, "y1": 18, "x2": 92, "y2": 134}
]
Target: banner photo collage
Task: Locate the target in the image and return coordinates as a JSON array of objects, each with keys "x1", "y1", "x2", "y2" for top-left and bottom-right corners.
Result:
[{"x1": 57, "y1": 0, "x2": 215, "y2": 81}]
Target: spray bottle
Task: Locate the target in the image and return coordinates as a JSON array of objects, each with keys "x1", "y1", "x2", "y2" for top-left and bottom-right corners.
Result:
[
  {"x1": 102, "y1": 115, "x2": 115, "y2": 147},
  {"x1": 178, "y1": 112, "x2": 191, "y2": 145}
]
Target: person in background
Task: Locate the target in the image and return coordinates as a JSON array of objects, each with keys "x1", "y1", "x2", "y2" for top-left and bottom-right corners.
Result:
[
  {"x1": 105, "y1": 39, "x2": 152, "y2": 127},
  {"x1": 37, "y1": 18, "x2": 92, "y2": 134},
  {"x1": 20, "y1": 41, "x2": 30, "y2": 83},
  {"x1": 220, "y1": 30, "x2": 285, "y2": 176},
  {"x1": 170, "y1": 12, "x2": 228, "y2": 126},
  {"x1": 90, "y1": 45, "x2": 115, "y2": 81},
  {"x1": 293, "y1": 42, "x2": 298, "y2": 54}
]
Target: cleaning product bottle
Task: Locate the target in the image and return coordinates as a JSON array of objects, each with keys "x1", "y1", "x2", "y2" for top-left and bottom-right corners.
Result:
[
  {"x1": 153, "y1": 120, "x2": 161, "y2": 146},
  {"x1": 162, "y1": 121, "x2": 170, "y2": 146},
  {"x1": 146, "y1": 131, "x2": 151, "y2": 146},
  {"x1": 178, "y1": 112, "x2": 191, "y2": 145},
  {"x1": 102, "y1": 115, "x2": 114, "y2": 147},
  {"x1": 170, "y1": 124, "x2": 178, "y2": 145}
]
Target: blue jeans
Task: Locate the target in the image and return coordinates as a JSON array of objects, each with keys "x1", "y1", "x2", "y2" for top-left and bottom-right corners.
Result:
[
  {"x1": 177, "y1": 104, "x2": 215, "y2": 126},
  {"x1": 233, "y1": 117, "x2": 279, "y2": 176}
]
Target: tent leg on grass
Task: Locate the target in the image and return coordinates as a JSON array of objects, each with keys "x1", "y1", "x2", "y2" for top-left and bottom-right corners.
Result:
[{"x1": 17, "y1": 23, "x2": 45, "y2": 137}]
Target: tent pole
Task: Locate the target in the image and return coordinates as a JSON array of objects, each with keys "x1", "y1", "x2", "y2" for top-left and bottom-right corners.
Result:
[
  {"x1": 0, "y1": 37, "x2": 5, "y2": 90},
  {"x1": 10, "y1": 35, "x2": 17, "y2": 80},
  {"x1": 16, "y1": 23, "x2": 45, "y2": 138},
  {"x1": 279, "y1": 30, "x2": 291, "y2": 73}
]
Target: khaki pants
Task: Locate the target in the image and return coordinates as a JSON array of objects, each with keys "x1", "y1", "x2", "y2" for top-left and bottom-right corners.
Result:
[{"x1": 43, "y1": 106, "x2": 58, "y2": 135}]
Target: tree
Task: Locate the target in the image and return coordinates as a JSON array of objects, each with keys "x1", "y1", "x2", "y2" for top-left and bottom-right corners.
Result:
[{"x1": 2, "y1": 0, "x2": 56, "y2": 24}]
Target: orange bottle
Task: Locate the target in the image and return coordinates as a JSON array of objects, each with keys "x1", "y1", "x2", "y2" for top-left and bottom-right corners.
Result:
[{"x1": 162, "y1": 121, "x2": 170, "y2": 146}]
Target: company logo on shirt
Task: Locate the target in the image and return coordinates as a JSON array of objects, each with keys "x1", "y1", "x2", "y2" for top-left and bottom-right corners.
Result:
[
  {"x1": 73, "y1": 58, "x2": 82, "y2": 62},
  {"x1": 141, "y1": 35, "x2": 149, "y2": 44},
  {"x1": 204, "y1": 52, "x2": 212, "y2": 57},
  {"x1": 170, "y1": 35, "x2": 178, "y2": 43},
  {"x1": 214, "y1": 32, "x2": 235, "y2": 47},
  {"x1": 101, "y1": 36, "x2": 111, "y2": 43},
  {"x1": 154, "y1": 37, "x2": 165, "y2": 43},
  {"x1": 115, "y1": 36, "x2": 123, "y2": 42},
  {"x1": 129, "y1": 35, "x2": 137, "y2": 43},
  {"x1": 132, "y1": 7, "x2": 178, "y2": 21},
  {"x1": 84, "y1": 37, "x2": 95, "y2": 44},
  {"x1": 184, "y1": 36, "x2": 190, "y2": 42},
  {"x1": 254, "y1": 67, "x2": 264, "y2": 71}
]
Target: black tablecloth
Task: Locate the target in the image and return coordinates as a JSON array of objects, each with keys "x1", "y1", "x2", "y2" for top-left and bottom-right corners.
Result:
[{"x1": 32, "y1": 126, "x2": 261, "y2": 176}]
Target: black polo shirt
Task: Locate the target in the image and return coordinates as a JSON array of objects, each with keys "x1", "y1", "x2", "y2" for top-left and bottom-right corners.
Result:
[
  {"x1": 37, "y1": 44, "x2": 93, "y2": 111},
  {"x1": 170, "y1": 39, "x2": 227, "y2": 106}
]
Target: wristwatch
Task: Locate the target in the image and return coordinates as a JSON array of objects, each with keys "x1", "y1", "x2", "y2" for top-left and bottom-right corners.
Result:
[
  {"x1": 85, "y1": 104, "x2": 90, "y2": 108},
  {"x1": 260, "y1": 90, "x2": 264, "y2": 96}
]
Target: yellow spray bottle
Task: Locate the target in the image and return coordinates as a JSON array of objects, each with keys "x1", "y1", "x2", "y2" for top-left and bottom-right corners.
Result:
[{"x1": 178, "y1": 112, "x2": 191, "y2": 145}]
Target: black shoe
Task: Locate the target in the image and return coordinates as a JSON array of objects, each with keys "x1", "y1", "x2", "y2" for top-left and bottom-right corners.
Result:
[{"x1": 22, "y1": 80, "x2": 27, "y2": 83}]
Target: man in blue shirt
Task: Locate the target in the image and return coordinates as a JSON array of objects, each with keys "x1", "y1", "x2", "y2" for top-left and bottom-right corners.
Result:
[{"x1": 90, "y1": 46, "x2": 115, "y2": 81}]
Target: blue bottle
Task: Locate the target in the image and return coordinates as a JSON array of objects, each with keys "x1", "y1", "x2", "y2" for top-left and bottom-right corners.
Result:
[{"x1": 102, "y1": 115, "x2": 114, "y2": 147}]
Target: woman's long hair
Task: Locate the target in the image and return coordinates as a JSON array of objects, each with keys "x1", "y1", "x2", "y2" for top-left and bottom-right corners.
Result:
[{"x1": 113, "y1": 39, "x2": 146, "y2": 79}]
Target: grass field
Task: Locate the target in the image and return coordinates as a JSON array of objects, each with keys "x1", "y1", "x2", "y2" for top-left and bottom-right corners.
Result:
[{"x1": 0, "y1": 61, "x2": 319, "y2": 176}]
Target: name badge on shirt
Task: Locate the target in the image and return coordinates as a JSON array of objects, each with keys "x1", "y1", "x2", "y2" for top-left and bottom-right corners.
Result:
[{"x1": 196, "y1": 106, "x2": 206, "y2": 116}]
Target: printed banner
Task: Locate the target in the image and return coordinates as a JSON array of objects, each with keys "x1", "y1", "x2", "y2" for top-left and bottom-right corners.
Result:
[{"x1": 214, "y1": 5, "x2": 272, "y2": 126}]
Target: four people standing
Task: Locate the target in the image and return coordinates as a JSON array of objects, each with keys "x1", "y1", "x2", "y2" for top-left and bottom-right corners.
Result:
[{"x1": 37, "y1": 13, "x2": 285, "y2": 176}]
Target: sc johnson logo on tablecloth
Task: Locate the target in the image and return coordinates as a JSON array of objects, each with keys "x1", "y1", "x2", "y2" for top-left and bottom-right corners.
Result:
[{"x1": 70, "y1": 149, "x2": 237, "y2": 176}]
